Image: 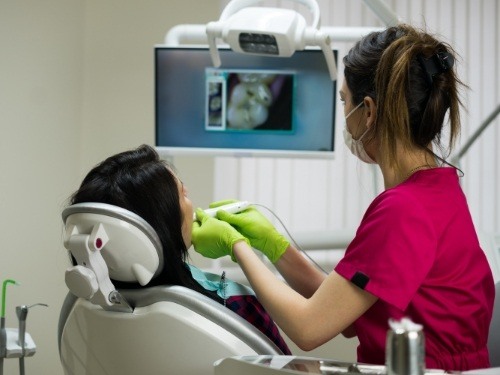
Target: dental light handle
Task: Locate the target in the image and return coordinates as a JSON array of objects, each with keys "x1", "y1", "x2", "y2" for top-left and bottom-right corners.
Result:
[{"x1": 219, "y1": 0, "x2": 321, "y2": 28}]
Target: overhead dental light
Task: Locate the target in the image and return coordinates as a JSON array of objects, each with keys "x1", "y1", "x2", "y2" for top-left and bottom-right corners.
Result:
[{"x1": 206, "y1": 0, "x2": 337, "y2": 80}]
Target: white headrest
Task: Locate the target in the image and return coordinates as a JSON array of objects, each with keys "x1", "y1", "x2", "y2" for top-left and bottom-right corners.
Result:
[{"x1": 62, "y1": 203, "x2": 164, "y2": 286}]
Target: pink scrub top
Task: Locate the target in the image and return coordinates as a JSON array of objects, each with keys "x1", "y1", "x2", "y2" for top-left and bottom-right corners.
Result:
[{"x1": 335, "y1": 167, "x2": 495, "y2": 371}]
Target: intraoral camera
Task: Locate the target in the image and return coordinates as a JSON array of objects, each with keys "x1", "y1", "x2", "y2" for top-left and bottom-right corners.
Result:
[{"x1": 206, "y1": 0, "x2": 337, "y2": 80}]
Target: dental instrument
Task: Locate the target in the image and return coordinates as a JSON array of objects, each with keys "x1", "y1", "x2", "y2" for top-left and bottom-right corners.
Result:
[
  {"x1": 1, "y1": 279, "x2": 46, "y2": 375},
  {"x1": 194, "y1": 201, "x2": 251, "y2": 220},
  {"x1": 195, "y1": 200, "x2": 329, "y2": 275},
  {"x1": 16, "y1": 304, "x2": 48, "y2": 375}
]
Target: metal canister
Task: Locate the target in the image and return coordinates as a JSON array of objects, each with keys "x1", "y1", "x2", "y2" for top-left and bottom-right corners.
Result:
[{"x1": 386, "y1": 318, "x2": 425, "y2": 375}]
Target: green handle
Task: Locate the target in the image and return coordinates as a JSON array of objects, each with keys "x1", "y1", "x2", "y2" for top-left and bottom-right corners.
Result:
[{"x1": 1, "y1": 279, "x2": 19, "y2": 318}]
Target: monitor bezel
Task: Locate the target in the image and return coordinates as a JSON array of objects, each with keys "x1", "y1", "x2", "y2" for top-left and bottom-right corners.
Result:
[{"x1": 154, "y1": 44, "x2": 337, "y2": 159}]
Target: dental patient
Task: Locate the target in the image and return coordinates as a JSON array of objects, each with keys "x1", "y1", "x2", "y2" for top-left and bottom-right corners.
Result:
[{"x1": 67, "y1": 144, "x2": 291, "y2": 355}]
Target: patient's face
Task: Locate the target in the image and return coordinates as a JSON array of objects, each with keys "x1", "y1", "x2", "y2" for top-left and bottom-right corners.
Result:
[{"x1": 177, "y1": 177, "x2": 194, "y2": 248}]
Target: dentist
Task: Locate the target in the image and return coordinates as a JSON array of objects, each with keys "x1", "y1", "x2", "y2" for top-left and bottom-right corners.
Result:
[{"x1": 192, "y1": 24, "x2": 494, "y2": 371}]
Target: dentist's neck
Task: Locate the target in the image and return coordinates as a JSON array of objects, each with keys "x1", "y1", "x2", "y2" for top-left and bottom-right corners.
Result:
[{"x1": 379, "y1": 146, "x2": 437, "y2": 189}]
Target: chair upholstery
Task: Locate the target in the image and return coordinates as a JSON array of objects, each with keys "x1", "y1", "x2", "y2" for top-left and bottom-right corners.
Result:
[{"x1": 58, "y1": 286, "x2": 282, "y2": 375}]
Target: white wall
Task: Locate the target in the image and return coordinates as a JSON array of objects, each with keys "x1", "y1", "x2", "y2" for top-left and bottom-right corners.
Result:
[
  {"x1": 0, "y1": 1, "x2": 84, "y2": 373},
  {"x1": 0, "y1": 1, "x2": 220, "y2": 374}
]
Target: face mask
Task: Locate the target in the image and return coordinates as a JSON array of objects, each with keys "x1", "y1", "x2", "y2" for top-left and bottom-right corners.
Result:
[{"x1": 343, "y1": 102, "x2": 376, "y2": 164}]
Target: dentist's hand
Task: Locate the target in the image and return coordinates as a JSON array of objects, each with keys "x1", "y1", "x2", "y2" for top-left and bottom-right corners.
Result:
[
  {"x1": 191, "y1": 208, "x2": 249, "y2": 262},
  {"x1": 211, "y1": 200, "x2": 289, "y2": 263}
]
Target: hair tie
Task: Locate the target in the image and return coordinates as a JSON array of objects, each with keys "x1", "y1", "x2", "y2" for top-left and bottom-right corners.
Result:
[{"x1": 417, "y1": 51, "x2": 454, "y2": 85}]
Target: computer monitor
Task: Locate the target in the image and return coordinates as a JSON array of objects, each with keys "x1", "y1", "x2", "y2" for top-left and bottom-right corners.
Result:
[{"x1": 155, "y1": 46, "x2": 338, "y2": 158}]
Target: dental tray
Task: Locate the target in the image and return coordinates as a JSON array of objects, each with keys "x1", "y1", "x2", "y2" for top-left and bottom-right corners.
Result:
[{"x1": 214, "y1": 355, "x2": 448, "y2": 375}]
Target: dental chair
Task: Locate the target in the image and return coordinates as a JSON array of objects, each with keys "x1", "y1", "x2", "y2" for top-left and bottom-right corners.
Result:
[{"x1": 58, "y1": 202, "x2": 282, "y2": 375}]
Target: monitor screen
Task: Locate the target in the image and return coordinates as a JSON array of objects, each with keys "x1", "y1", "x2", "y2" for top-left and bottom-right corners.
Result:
[{"x1": 155, "y1": 46, "x2": 337, "y2": 158}]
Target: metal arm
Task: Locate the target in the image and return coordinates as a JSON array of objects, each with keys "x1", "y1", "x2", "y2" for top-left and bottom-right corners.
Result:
[
  {"x1": 361, "y1": 0, "x2": 400, "y2": 26},
  {"x1": 451, "y1": 103, "x2": 500, "y2": 165},
  {"x1": 165, "y1": 0, "x2": 399, "y2": 46}
]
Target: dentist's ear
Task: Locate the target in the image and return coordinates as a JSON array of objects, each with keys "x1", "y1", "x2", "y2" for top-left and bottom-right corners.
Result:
[{"x1": 363, "y1": 96, "x2": 377, "y2": 128}]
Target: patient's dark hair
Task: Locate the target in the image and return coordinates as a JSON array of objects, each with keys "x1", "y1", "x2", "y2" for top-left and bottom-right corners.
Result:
[{"x1": 69, "y1": 144, "x2": 222, "y2": 302}]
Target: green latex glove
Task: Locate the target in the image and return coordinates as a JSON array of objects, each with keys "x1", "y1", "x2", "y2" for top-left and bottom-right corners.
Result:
[
  {"x1": 191, "y1": 208, "x2": 249, "y2": 262},
  {"x1": 211, "y1": 200, "x2": 289, "y2": 263}
]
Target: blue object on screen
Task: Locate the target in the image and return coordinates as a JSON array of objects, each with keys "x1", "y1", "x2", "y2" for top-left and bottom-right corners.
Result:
[{"x1": 155, "y1": 46, "x2": 337, "y2": 158}]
